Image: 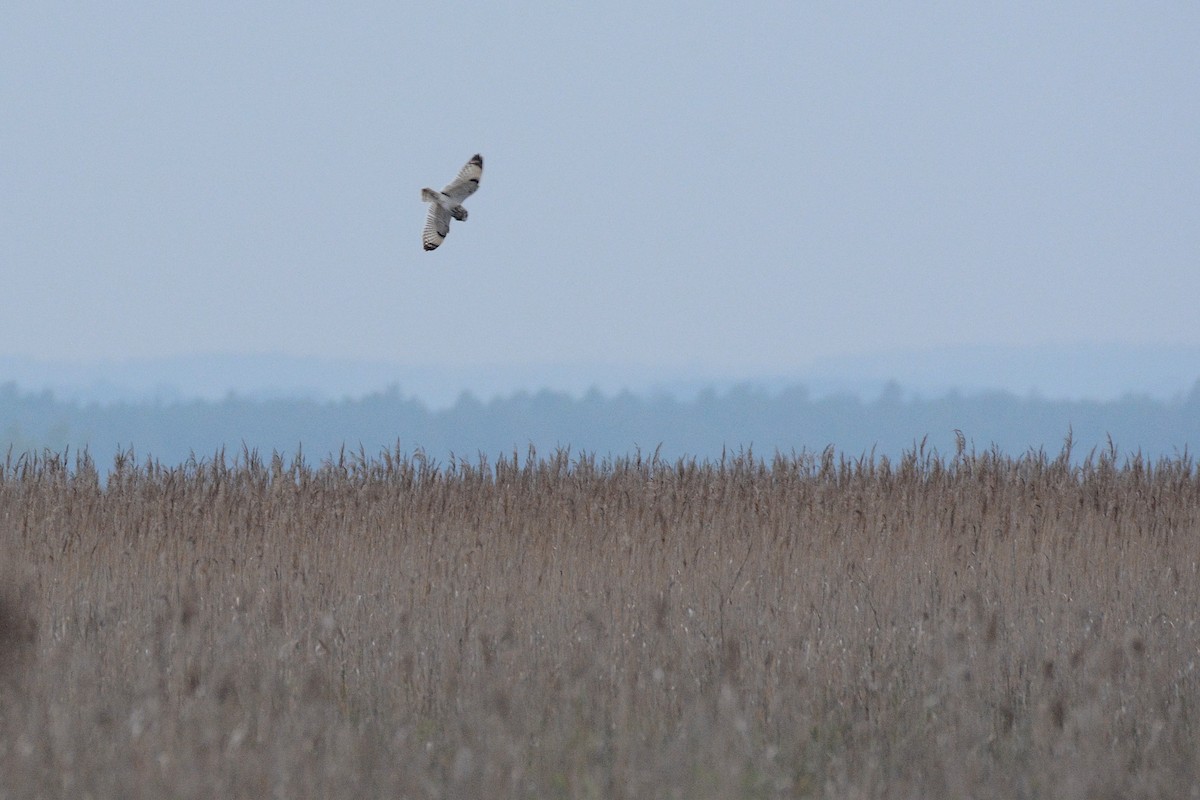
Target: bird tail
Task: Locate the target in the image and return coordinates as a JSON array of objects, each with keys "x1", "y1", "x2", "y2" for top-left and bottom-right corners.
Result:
[{"x1": 421, "y1": 187, "x2": 444, "y2": 203}]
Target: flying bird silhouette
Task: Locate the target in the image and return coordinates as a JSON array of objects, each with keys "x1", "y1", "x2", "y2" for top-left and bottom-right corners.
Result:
[{"x1": 420, "y1": 154, "x2": 483, "y2": 251}]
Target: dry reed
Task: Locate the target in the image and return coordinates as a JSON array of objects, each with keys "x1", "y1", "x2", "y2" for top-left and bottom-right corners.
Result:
[{"x1": 1, "y1": 441, "x2": 1198, "y2": 798}]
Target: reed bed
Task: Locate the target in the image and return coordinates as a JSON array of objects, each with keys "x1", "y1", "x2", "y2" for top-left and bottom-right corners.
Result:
[{"x1": 0, "y1": 441, "x2": 1197, "y2": 798}]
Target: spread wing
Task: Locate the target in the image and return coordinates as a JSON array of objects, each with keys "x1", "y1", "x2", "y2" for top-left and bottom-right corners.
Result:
[
  {"x1": 442, "y1": 154, "x2": 483, "y2": 202},
  {"x1": 422, "y1": 203, "x2": 451, "y2": 251}
]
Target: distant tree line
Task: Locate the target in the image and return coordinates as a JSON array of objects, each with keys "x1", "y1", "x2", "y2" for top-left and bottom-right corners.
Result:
[{"x1": 2, "y1": 380, "x2": 1199, "y2": 468}]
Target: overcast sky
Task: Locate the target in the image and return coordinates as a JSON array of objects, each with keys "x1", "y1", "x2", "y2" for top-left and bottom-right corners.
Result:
[{"x1": 3, "y1": 4, "x2": 1199, "y2": 382}]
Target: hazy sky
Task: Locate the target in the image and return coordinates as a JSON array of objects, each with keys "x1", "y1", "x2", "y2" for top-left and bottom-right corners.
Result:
[{"x1": 4, "y1": 4, "x2": 1199, "y2": 377}]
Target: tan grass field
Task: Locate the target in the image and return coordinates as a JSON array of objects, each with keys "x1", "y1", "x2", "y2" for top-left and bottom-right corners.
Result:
[{"x1": 1, "y1": 442, "x2": 1198, "y2": 798}]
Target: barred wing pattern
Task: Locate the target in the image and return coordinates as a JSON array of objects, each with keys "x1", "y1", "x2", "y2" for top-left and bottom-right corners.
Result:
[
  {"x1": 422, "y1": 204, "x2": 451, "y2": 251},
  {"x1": 442, "y1": 154, "x2": 483, "y2": 201},
  {"x1": 421, "y1": 154, "x2": 483, "y2": 251}
]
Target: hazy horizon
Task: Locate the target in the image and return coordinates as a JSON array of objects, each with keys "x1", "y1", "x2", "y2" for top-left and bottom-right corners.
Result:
[
  {"x1": 3, "y1": 341, "x2": 1200, "y2": 409},
  {"x1": 6, "y1": 353, "x2": 1199, "y2": 469}
]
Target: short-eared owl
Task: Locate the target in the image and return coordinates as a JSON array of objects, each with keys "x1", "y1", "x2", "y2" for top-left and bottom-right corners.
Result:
[{"x1": 420, "y1": 154, "x2": 483, "y2": 251}]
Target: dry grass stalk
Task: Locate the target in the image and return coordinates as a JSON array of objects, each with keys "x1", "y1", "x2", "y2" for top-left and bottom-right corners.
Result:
[{"x1": 0, "y1": 443, "x2": 1197, "y2": 798}]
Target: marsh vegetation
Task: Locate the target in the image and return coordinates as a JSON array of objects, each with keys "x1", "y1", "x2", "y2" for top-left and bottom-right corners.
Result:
[{"x1": 1, "y1": 442, "x2": 1197, "y2": 797}]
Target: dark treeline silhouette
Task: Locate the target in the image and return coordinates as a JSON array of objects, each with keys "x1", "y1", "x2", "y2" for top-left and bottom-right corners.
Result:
[{"x1": 3, "y1": 380, "x2": 1199, "y2": 467}]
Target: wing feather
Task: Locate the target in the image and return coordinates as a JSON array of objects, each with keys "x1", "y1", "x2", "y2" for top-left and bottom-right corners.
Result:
[
  {"x1": 442, "y1": 154, "x2": 483, "y2": 202},
  {"x1": 423, "y1": 203, "x2": 451, "y2": 251}
]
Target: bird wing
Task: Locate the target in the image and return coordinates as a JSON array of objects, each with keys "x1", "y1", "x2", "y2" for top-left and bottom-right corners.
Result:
[
  {"x1": 422, "y1": 203, "x2": 451, "y2": 251},
  {"x1": 442, "y1": 154, "x2": 483, "y2": 202}
]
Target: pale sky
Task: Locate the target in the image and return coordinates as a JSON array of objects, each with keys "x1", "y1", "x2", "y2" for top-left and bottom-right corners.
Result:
[{"x1": 4, "y1": 4, "x2": 1199, "y2": 380}]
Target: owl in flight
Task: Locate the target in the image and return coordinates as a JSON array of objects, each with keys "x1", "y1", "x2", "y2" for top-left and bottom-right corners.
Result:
[{"x1": 421, "y1": 154, "x2": 483, "y2": 251}]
